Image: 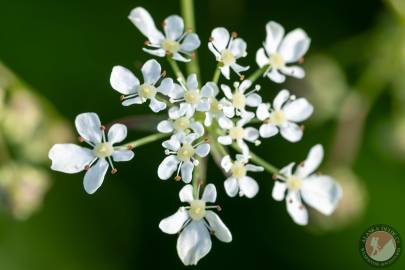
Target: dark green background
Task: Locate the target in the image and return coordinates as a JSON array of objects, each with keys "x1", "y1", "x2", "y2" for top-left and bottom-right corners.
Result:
[{"x1": 0, "y1": 0, "x2": 404, "y2": 269}]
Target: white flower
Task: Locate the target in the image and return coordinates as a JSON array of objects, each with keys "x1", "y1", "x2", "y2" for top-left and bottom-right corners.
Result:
[
  {"x1": 272, "y1": 144, "x2": 342, "y2": 225},
  {"x1": 158, "y1": 133, "x2": 210, "y2": 183},
  {"x1": 256, "y1": 21, "x2": 311, "y2": 83},
  {"x1": 128, "y1": 7, "x2": 201, "y2": 62},
  {"x1": 110, "y1": 59, "x2": 173, "y2": 112},
  {"x1": 208, "y1": 27, "x2": 249, "y2": 79},
  {"x1": 256, "y1": 89, "x2": 313, "y2": 142},
  {"x1": 48, "y1": 113, "x2": 134, "y2": 194},
  {"x1": 221, "y1": 155, "x2": 263, "y2": 198},
  {"x1": 217, "y1": 114, "x2": 259, "y2": 156},
  {"x1": 203, "y1": 82, "x2": 226, "y2": 127},
  {"x1": 157, "y1": 106, "x2": 204, "y2": 137},
  {"x1": 159, "y1": 184, "x2": 232, "y2": 265},
  {"x1": 169, "y1": 74, "x2": 215, "y2": 117},
  {"x1": 220, "y1": 80, "x2": 262, "y2": 119}
]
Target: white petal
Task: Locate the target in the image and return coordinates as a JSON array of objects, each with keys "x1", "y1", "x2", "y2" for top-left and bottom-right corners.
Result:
[
  {"x1": 220, "y1": 84, "x2": 233, "y2": 99},
  {"x1": 168, "y1": 104, "x2": 185, "y2": 119},
  {"x1": 157, "y1": 120, "x2": 174, "y2": 133},
  {"x1": 75, "y1": 112, "x2": 102, "y2": 144},
  {"x1": 196, "y1": 101, "x2": 210, "y2": 112},
  {"x1": 246, "y1": 93, "x2": 262, "y2": 107},
  {"x1": 204, "y1": 112, "x2": 213, "y2": 127},
  {"x1": 259, "y1": 123, "x2": 278, "y2": 138},
  {"x1": 202, "y1": 183, "x2": 216, "y2": 203},
  {"x1": 186, "y1": 74, "x2": 198, "y2": 90},
  {"x1": 112, "y1": 150, "x2": 134, "y2": 162},
  {"x1": 159, "y1": 208, "x2": 189, "y2": 234},
  {"x1": 273, "y1": 89, "x2": 290, "y2": 110},
  {"x1": 177, "y1": 220, "x2": 212, "y2": 266},
  {"x1": 196, "y1": 144, "x2": 210, "y2": 157},
  {"x1": 301, "y1": 175, "x2": 342, "y2": 215},
  {"x1": 208, "y1": 42, "x2": 221, "y2": 58},
  {"x1": 163, "y1": 15, "x2": 184, "y2": 40},
  {"x1": 190, "y1": 121, "x2": 204, "y2": 136},
  {"x1": 110, "y1": 66, "x2": 139, "y2": 95},
  {"x1": 210, "y1": 27, "x2": 230, "y2": 52},
  {"x1": 286, "y1": 191, "x2": 308, "y2": 225},
  {"x1": 49, "y1": 144, "x2": 94, "y2": 173},
  {"x1": 264, "y1": 21, "x2": 285, "y2": 54},
  {"x1": 149, "y1": 98, "x2": 167, "y2": 112},
  {"x1": 220, "y1": 65, "x2": 230, "y2": 79},
  {"x1": 239, "y1": 176, "x2": 259, "y2": 198},
  {"x1": 238, "y1": 80, "x2": 252, "y2": 93},
  {"x1": 280, "y1": 122, "x2": 303, "y2": 142},
  {"x1": 218, "y1": 116, "x2": 233, "y2": 129},
  {"x1": 205, "y1": 211, "x2": 232, "y2": 242},
  {"x1": 108, "y1": 123, "x2": 127, "y2": 144},
  {"x1": 83, "y1": 158, "x2": 109, "y2": 194},
  {"x1": 183, "y1": 133, "x2": 199, "y2": 144},
  {"x1": 122, "y1": 97, "x2": 143, "y2": 106},
  {"x1": 172, "y1": 52, "x2": 190, "y2": 62},
  {"x1": 224, "y1": 177, "x2": 238, "y2": 197},
  {"x1": 267, "y1": 68, "x2": 286, "y2": 84},
  {"x1": 229, "y1": 38, "x2": 247, "y2": 58},
  {"x1": 282, "y1": 98, "x2": 313, "y2": 122},
  {"x1": 296, "y1": 144, "x2": 324, "y2": 178},
  {"x1": 157, "y1": 78, "x2": 174, "y2": 95},
  {"x1": 256, "y1": 103, "x2": 270, "y2": 120},
  {"x1": 162, "y1": 138, "x2": 180, "y2": 151},
  {"x1": 222, "y1": 105, "x2": 235, "y2": 118},
  {"x1": 243, "y1": 127, "x2": 259, "y2": 142},
  {"x1": 281, "y1": 65, "x2": 305, "y2": 79},
  {"x1": 230, "y1": 63, "x2": 249, "y2": 74},
  {"x1": 272, "y1": 181, "x2": 287, "y2": 201},
  {"x1": 180, "y1": 33, "x2": 201, "y2": 52},
  {"x1": 279, "y1": 28, "x2": 310, "y2": 63},
  {"x1": 218, "y1": 135, "x2": 232, "y2": 145},
  {"x1": 143, "y1": 48, "x2": 166, "y2": 57},
  {"x1": 220, "y1": 155, "x2": 232, "y2": 172},
  {"x1": 238, "y1": 112, "x2": 254, "y2": 126},
  {"x1": 237, "y1": 139, "x2": 250, "y2": 157},
  {"x1": 201, "y1": 83, "x2": 215, "y2": 98},
  {"x1": 279, "y1": 162, "x2": 295, "y2": 177},
  {"x1": 245, "y1": 164, "x2": 264, "y2": 172},
  {"x1": 179, "y1": 184, "x2": 194, "y2": 202},
  {"x1": 158, "y1": 155, "x2": 179, "y2": 180},
  {"x1": 181, "y1": 161, "x2": 194, "y2": 183},
  {"x1": 142, "y1": 59, "x2": 161, "y2": 85},
  {"x1": 256, "y1": 48, "x2": 269, "y2": 68},
  {"x1": 128, "y1": 7, "x2": 164, "y2": 44}
]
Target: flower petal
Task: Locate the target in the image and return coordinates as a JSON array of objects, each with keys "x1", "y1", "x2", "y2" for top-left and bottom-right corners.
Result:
[
  {"x1": 201, "y1": 83, "x2": 215, "y2": 98},
  {"x1": 245, "y1": 164, "x2": 264, "y2": 172},
  {"x1": 112, "y1": 150, "x2": 134, "y2": 162},
  {"x1": 196, "y1": 101, "x2": 210, "y2": 112},
  {"x1": 286, "y1": 191, "x2": 308, "y2": 225},
  {"x1": 259, "y1": 123, "x2": 278, "y2": 138},
  {"x1": 283, "y1": 98, "x2": 313, "y2": 122},
  {"x1": 128, "y1": 7, "x2": 164, "y2": 44},
  {"x1": 205, "y1": 211, "x2": 232, "y2": 242},
  {"x1": 49, "y1": 144, "x2": 94, "y2": 173},
  {"x1": 296, "y1": 144, "x2": 324, "y2": 178},
  {"x1": 220, "y1": 65, "x2": 230, "y2": 79},
  {"x1": 196, "y1": 144, "x2": 210, "y2": 157},
  {"x1": 224, "y1": 177, "x2": 238, "y2": 197},
  {"x1": 264, "y1": 21, "x2": 285, "y2": 54},
  {"x1": 186, "y1": 74, "x2": 198, "y2": 90},
  {"x1": 279, "y1": 162, "x2": 295, "y2": 177},
  {"x1": 110, "y1": 66, "x2": 139, "y2": 95},
  {"x1": 179, "y1": 184, "x2": 194, "y2": 202},
  {"x1": 158, "y1": 155, "x2": 179, "y2": 180},
  {"x1": 75, "y1": 112, "x2": 102, "y2": 144},
  {"x1": 256, "y1": 48, "x2": 269, "y2": 68},
  {"x1": 180, "y1": 33, "x2": 201, "y2": 52},
  {"x1": 108, "y1": 123, "x2": 127, "y2": 145},
  {"x1": 279, "y1": 28, "x2": 310, "y2": 63},
  {"x1": 172, "y1": 52, "x2": 191, "y2": 62},
  {"x1": 281, "y1": 65, "x2": 305, "y2": 79},
  {"x1": 162, "y1": 138, "x2": 180, "y2": 151},
  {"x1": 267, "y1": 68, "x2": 286, "y2": 83},
  {"x1": 159, "y1": 207, "x2": 189, "y2": 234},
  {"x1": 220, "y1": 155, "x2": 232, "y2": 172},
  {"x1": 243, "y1": 127, "x2": 259, "y2": 142},
  {"x1": 218, "y1": 135, "x2": 232, "y2": 145},
  {"x1": 157, "y1": 120, "x2": 174, "y2": 133},
  {"x1": 202, "y1": 183, "x2": 216, "y2": 203},
  {"x1": 238, "y1": 80, "x2": 252, "y2": 93},
  {"x1": 210, "y1": 27, "x2": 230, "y2": 52},
  {"x1": 122, "y1": 97, "x2": 143, "y2": 106},
  {"x1": 256, "y1": 103, "x2": 270, "y2": 120},
  {"x1": 190, "y1": 121, "x2": 204, "y2": 136},
  {"x1": 301, "y1": 175, "x2": 342, "y2": 215},
  {"x1": 177, "y1": 220, "x2": 212, "y2": 266},
  {"x1": 246, "y1": 93, "x2": 262, "y2": 107},
  {"x1": 157, "y1": 78, "x2": 174, "y2": 95},
  {"x1": 181, "y1": 161, "x2": 194, "y2": 183},
  {"x1": 273, "y1": 89, "x2": 290, "y2": 110},
  {"x1": 239, "y1": 176, "x2": 259, "y2": 198},
  {"x1": 220, "y1": 84, "x2": 233, "y2": 99},
  {"x1": 143, "y1": 48, "x2": 166, "y2": 57},
  {"x1": 280, "y1": 122, "x2": 303, "y2": 142},
  {"x1": 149, "y1": 98, "x2": 167, "y2": 112},
  {"x1": 142, "y1": 59, "x2": 161, "y2": 85},
  {"x1": 163, "y1": 15, "x2": 184, "y2": 40},
  {"x1": 229, "y1": 38, "x2": 247, "y2": 58},
  {"x1": 83, "y1": 158, "x2": 109, "y2": 194},
  {"x1": 272, "y1": 181, "x2": 287, "y2": 201},
  {"x1": 218, "y1": 116, "x2": 233, "y2": 129}
]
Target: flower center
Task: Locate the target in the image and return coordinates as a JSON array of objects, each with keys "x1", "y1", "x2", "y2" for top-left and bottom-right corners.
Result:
[
  {"x1": 229, "y1": 126, "x2": 245, "y2": 140},
  {"x1": 138, "y1": 84, "x2": 157, "y2": 99},
  {"x1": 177, "y1": 143, "x2": 195, "y2": 162},
  {"x1": 210, "y1": 98, "x2": 221, "y2": 113},
  {"x1": 268, "y1": 53, "x2": 285, "y2": 69},
  {"x1": 287, "y1": 175, "x2": 303, "y2": 191},
  {"x1": 231, "y1": 162, "x2": 246, "y2": 179},
  {"x1": 232, "y1": 91, "x2": 246, "y2": 109},
  {"x1": 174, "y1": 117, "x2": 190, "y2": 132},
  {"x1": 189, "y1": 199, "x2": 206, "y2": 220},
  {"x1": 221, "y1": 49, "x2": 236, "y2": 65},
  {"x1": 161, "y1": 39, "x2": 180, "y2": 54},
  {"x1": 184, "y1": 89, "x2": 201, "y2": 105},
  {"x1": 269, "y1": 110, "x2": 286, "y2": 125},
  {"x1": 93, "y1": 142, "x2": 114, "y2": 158}
]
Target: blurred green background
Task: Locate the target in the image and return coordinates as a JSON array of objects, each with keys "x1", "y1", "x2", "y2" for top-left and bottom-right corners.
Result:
[{"x1": 0, "y1": 0, "x2": 404, "y2": 269}]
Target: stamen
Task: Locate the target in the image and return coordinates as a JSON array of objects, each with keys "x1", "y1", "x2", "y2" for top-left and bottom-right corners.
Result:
[
  {"x1": 187, "y1": 27, "x2": 193, "y2": 32},
  {"x1": 161, "y1": 70, "x2": 167, "y2": 77},
  {"x1": 299, "y1": 161, "x2": 305, "y2": 167},
  {"x1": 208, "y1": 37, "x2": 214, "y2": 42},
  {"x1": 144, "y1": 40, "x2": 151, "y2": 45},
  {"x1": 239, "y1": 75, "x2": 245, "y2": 81},
  {"x1": 127, "y1": 145, "x2": 134, "y2": 150},
  {"x1": 161, "y1": 20, "x2": 167, "y2": 27},
  {"x1": 174, "y1": 175, "x2": 182, "y2": 181},
  {"x1": 255, "y1": 84, "x2": 261, "y2": 91},
  {"x1": 78, "y1": 136, "x2": 85, "y2": 143},
  {"x1": 84, "y1": 165, "x2": 90, "y2": 171},
  {"x1": 254, "y1": 140, "x2": 261, "y2": 146},
  {"x1": 272, "y1": 174, "x2": 278, "y2": 180},
  {"x1": 111, "y1": 168, "x2": 118, "y2": 174},
  {"x1": 299, "y1": 57, "x2": 305, "y2": 64},
  {"x1": 193, "y1": 159, "x2": 199, "y2": 166},
  {"x1": 120, "y1": 95, "x2": 125, "y2": 101},
  {"x1": 100, "y1": 125, "x2": 106, "y2": 131},
  {"x1": 300, "y1": 125, "x2": 305, "y2": 131},
  {"x1": 233, "y1": 81, "x2": 240, "y2": 88},
  {"x1": 191, "y1": 52, "x2": 196, "y2": 60},
  {"x1": 231, "y1": 31, "x2": 238, "y2": 38}
]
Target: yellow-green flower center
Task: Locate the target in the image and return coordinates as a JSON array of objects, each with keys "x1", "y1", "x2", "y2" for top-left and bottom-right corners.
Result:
[
  {"x1": 231, "y1": 162, "x2": 246, "y2": 179},
  {"x1": 221, "y1": 49, "x2": 236, "y2": 65},
  {"x1": 162, "y1": 39, "x2": 180, "y2": 54},
  {"x1": 174, "y1": 117, "x2": 190, "y2": 132},
  {"x1": 269, "y1": 110, "x2": 286, "y2": 125},
  {"x1": 229, "y1": 126, "x2": 244, "y2": 140},
  {"x1": 138, "y1": 84, "x2": 157, "y2": 99},
  {"x1": 232, "y1": 91, "x2": 246, "y2": 109},
  {"x1": 93, "y1": 142, "x2": 114, "y2": 158},
  {"x1": 268, "y1": 53, "x2": 285, "y2": 69},
  {"x1": 287, "y1": 175, "x2": 303, "y2": 190},
  {"x1": 210, "y1": 98, "x2": 221, "y2": 113},
  {"x1": 189, "y1": 199, "x2": 206, "y2": 220},
  {"x1": 177, "y1": 143, "x2": 195, "y2": 162},
  {"x1": 184, "y1": 89, "x2": 201, "y2": 105}
]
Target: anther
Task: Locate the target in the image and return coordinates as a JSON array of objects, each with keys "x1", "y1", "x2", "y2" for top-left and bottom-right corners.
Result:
[
  {"x1": 120, "y1": 95, "x2": 125, "y2": 101},
  {"x1": 191, "y1": 52, "x2": 196, "y2": 59},
  {"x1": 111, "y1": 168, "x2": 118, "y2": 174},
  {"x1": 316, "y1": 171, "x2": 322, "y2": 176},
  {"x1": 239, "y1": 75, "x2": 245, "y2": 81},
  {"x1": 255, "y1": 140, "x2": 261, "y2": 146},
  {"x1": 289, "y1": 199, "x2": 293, "y2": 204},
  {"x1": 164, "y1": 149, "x2": 171, "y2": 155},
  {"x1": 161, "y1": 20, "x2": 167, "y2": 27},
  {"x1": 299, "y1": 57, "x2": 305, "y2": 64},
  {"x1": 255, "y1": 84, "x2": 261, "y2": 91},
  {"x1": 300, "y1": 125, "x2": 305, "y2": 131},
  {"x1": 175, "y1": 175, "x2": 182, "y2": 181},
  {"x1": 78, "y1": 136, "x2": 85, "y2": 143},
  {"x1": 299, "y1": 161, "x2": 305, "y2": 167},
  {"x1": 208, "y1": 37, "x2": 214, "y2": 42},
  {"x1": 100, "y1": 125, "x2": 106, "y2": 131},
  {"x1": 144, "y1": 40, "x2": 151, "y2": 45},
  {"x1": 204, "y1": 138, "x2": 209, "y2": 142},
  {"x1": 127, "y1": 145, "x2": 134, "y2": 150},
  {"x1": 299, "y1": 205, "x2": 304, "y2": 210},
  {"x1": 187, "y1": 27, "x2": 193, "y2": 32},
  {"x1": 272, "y1": 174, "x2": 278, "y2": 180},
  {"x1": 210, "y1": 230, "x2": 216, "y2": 235},
  {"x1": 161, "y1": 70, "x2": 167, "y2": 77},
  {"x1": 233, "y1": 81, "x2": 240, "y2": 88},
  {"x1": 231, "y1": 31, "x2": 238, "y2": 38},
  {"x1": 84, "y1": 165, "x2": 90, "y2": 171},
  {"x1": 216, "y1": 205, "x2": 222, "y2": 211},
  {"x1": 193, "y1": 160, "x2": 200, "y2": 166}
]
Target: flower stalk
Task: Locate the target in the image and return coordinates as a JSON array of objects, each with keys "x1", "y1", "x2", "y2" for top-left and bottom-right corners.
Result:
[{"x1": 118, "y1": 133, "x2": 169, "y2": 150}]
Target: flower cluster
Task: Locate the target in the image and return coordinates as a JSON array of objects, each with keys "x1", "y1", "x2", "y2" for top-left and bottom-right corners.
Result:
[{"x1": 48, "y1": 6, "x2": 342, "y2": 266}]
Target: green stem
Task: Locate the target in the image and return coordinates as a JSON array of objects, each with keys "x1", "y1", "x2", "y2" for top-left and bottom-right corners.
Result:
[
  {"x1": 167, "y1": 57, "x2": 186, "y2": 83},
  {"x1": 180, "y1": 0, "x2": 200, "y2": 81},
  {"x1": 231, "y1": 144, "x2": 278, "y2": 174},
  {"x1": 117, "y1": 133, "x2": 169, "y2": 150},
  {"x1": 247, "y1": 65, "x2": 269, "y2": 84},
  {"x1": 212, "y1": 65, "x2": 221, "y2": 84}
]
